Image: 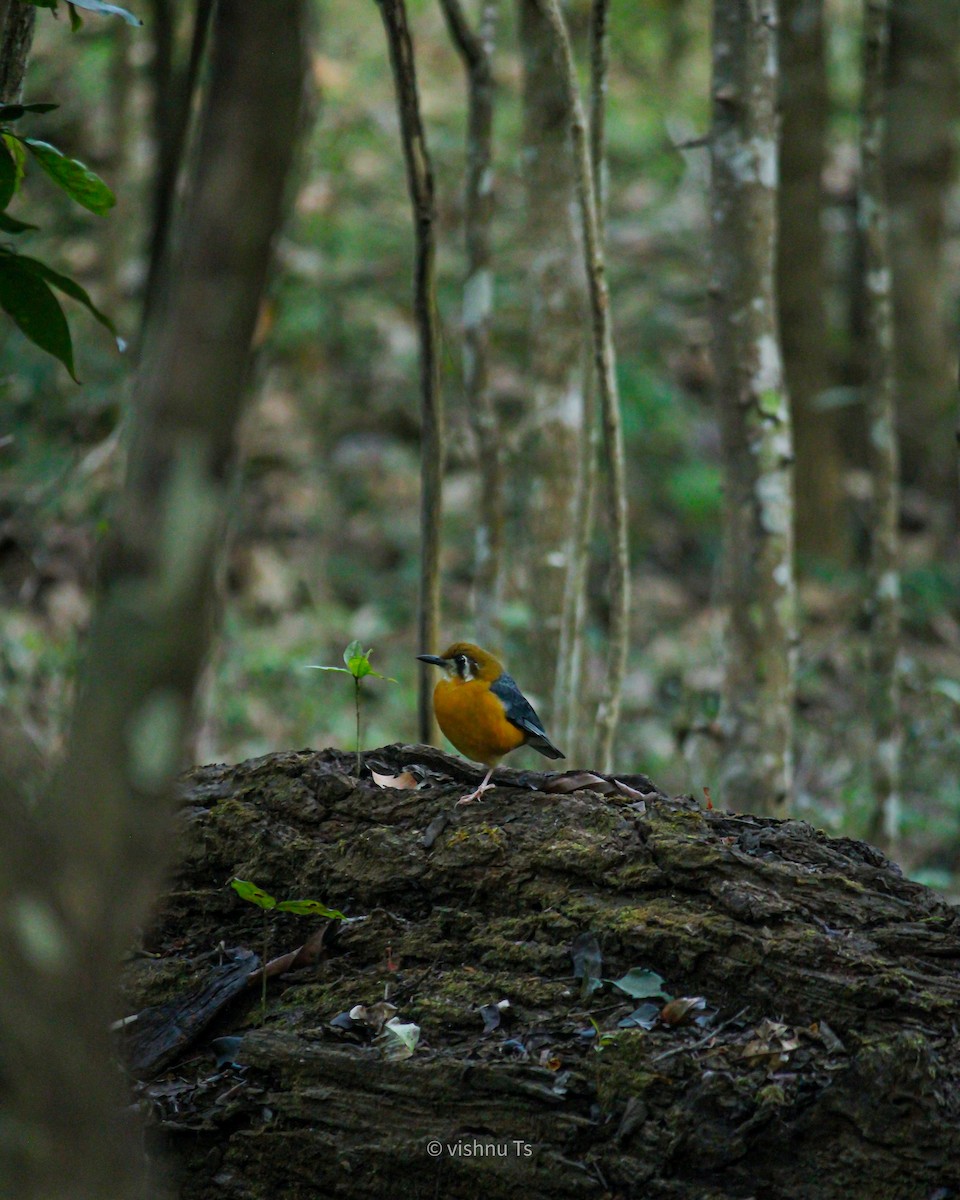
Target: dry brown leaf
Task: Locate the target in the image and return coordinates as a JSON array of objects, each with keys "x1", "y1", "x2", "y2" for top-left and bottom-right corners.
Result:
[
  {"x1": 371, "y1": 769, "x2": 420, "y2": 790},
  {"x1": 660, "y1": 996, "x2": 708, "y2": 1027}
]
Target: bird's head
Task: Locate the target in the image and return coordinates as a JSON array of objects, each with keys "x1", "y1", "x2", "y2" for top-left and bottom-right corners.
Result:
[{"x1": 416, "y1": 641, "x2": 503, "y2": 683}]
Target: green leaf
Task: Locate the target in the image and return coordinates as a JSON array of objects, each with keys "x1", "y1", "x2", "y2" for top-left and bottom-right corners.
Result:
[
  {"x1": 4, "y1": 135, "x2": 26, "y2": 189},
  {"x1": 69, "y1": 0, "x2": 142, "y2": 24},
  {"x1": 67, "y1": 3, "x2": 82, "y2": 29},
  {"x1": 0, "y1": 252, "x2": 76, "y2": 380},
  {"x1": 276, "y1": 899, "x2": 346, "y2": 919},
  {"x1": 0, "y1": 103, "x2": 59, "y2": 122},
  {"x1": 20, "y1": 138, "x2": 116, "y2": 214},
  {"x1": 304, "y1": 664, "x2": 352, "y2": 675},
  {"x1": 230, "y1": 878, "x2": 277, "y2": 910},
  {"x1": 343, "y1": 639, "x2": 372, "y2": 679},
  {"x1": 607, "y1": 968, "x2": 671, "y2": 1001},
  {"x1": 15, "y1": 253, "x2": 121, "y2": 344},
  {"x1": 0, "y1": 142, "x2": 15, "y2": 210},
  {"x1": 0, "y1": 212, "x2": 38, "y2": 234}
]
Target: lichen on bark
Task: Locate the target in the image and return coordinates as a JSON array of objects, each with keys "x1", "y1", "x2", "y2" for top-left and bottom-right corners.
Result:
[{"x1": 710, "y1": 0, "x2": 796, "y2": 818}]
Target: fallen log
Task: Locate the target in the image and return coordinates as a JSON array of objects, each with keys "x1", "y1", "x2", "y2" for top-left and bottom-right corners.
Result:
[{"x1": 124, "y1": 746, "x2": 960, "y2": 1199}]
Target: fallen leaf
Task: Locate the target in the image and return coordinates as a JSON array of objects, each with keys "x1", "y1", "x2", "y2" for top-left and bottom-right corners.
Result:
[
  {"x1": 349, "y1": 1001, "x2": 398, "y2": 1033},
  {"x1": 608, "y1": 968, "x2": 671, "y2": 1001},
  {"x1": 376, "y1": 1017, "x2": 420, "y2": 1060},
  {"x1": 660, "y1": 996, "x2": 708, "y2": 1027},
  {"x1": 618, "y1": 1002, "x2": 661, "y2": 1030},
  {"x1": 371, "y1": 769, "x2": 420, "y2": 790}
]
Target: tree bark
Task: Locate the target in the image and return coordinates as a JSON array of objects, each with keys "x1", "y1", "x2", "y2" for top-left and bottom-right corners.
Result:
[
  {"x1": 884, "y1": 0, "x2": 959, "y2": 501},
  {"x1": 860, "y1": 0, "x2": 902, "y2": 851},
  {"x1": 778, "y1": 0, "x2": 851, "y2": 565},
  {"x1": 513, "y1": 0, "x2": 584, "y2": 717},
  {"x1": 0, "y1": 5, "x2": 307, "y2": 1198},
  {"x1": 121, "y1": 747, "x2": 960, "y2": 1200},
  {"x1": 710, "y1": 0, "x2": 796, "y2": 817},
  {"x1": 376, "y1": 0, "x2": 444, "y2": 746},
  {"x1": 553, "y1": 0, "x2": 606, "y2": 762},
  {"x1": 440, "y1": 0, "x2": 503, "y2": 650},
  {"x1": 0, "y1": 0, "x2": 34, "y2": 103},
  {"x1": 141, "y1": 0, "x2": 215, "y2": 334}
]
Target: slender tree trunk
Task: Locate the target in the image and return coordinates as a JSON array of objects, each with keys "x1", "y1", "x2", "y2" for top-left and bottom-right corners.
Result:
[
  {"x1": 536, "y1": 0, "x2": 629, "y2": 773},
  {"x1": 778, "y1": 0, "x2": 851, "y2": 566},
  {"x1": 553, "y1": 0, "x2": 607, "y2": 760},
  {"x1": 440, "y1": 0, "x2": 503, "y2": 649},
  {"x1": 711, "y1": 0, "x2": 796, "y2": 817},
  {"x1": 376, "y1": 0, "x2": 443, "y2": 745},
  {"x1": 0, "y1": 0, "x2": 34, "y2": 102},
  {"x1": 884, "y1": 0, "x2": 959, "y2": 502},
  {"x1": 514, "y1": 0, "x2": 584, "y2": 713},
  {"x1": 0, "y1": 5, "x2": 307, "y2": 1197},
  {"x1": 861, "y1": 0, "x2": 901, "y2": 850}
]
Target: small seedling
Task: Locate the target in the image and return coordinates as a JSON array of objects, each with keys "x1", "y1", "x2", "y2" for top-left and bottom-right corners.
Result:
[
  {"x1": 230, "y1": 877, "x2": 344, "y2": 1020},
  {"x1": 305, "y1": 640, "x2": 397, "y2": 777}
]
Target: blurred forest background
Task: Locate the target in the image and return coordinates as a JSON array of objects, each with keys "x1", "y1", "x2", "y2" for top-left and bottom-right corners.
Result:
[{"x1": 1, "y1": 0, "x2": 958, "y2": 885}]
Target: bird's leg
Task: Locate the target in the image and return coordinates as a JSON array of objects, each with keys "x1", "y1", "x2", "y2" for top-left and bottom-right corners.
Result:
[{"x1": 456, "y1": 765, "x2": 496, "y2": 807}]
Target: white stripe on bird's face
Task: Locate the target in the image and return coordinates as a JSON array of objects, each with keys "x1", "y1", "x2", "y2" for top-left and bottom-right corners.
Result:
[{"x1": 452, "y1": 651, "x2": 477, "y2": 681}]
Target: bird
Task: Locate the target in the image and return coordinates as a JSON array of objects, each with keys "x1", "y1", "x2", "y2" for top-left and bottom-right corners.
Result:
[{"x1": 416, "y1": 641, "x2": 564, "y2": 805}]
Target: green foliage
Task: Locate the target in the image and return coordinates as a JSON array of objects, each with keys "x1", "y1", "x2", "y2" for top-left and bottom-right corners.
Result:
[
  {"x1": 230, "y1": 878, "x2": 345, "y2": 920},
  {"x1": 0, "y1": 100, "x2": 121, "y2": 378},
  {"x1": 230, "y1": 877, "x2": 344, "y2": 1019},
  {"x1": 305, "y1": 640, "x2": 397, "y2": 776},
  {"x1": 20, "y1": 139, "x2": 116, "y2": 214}
]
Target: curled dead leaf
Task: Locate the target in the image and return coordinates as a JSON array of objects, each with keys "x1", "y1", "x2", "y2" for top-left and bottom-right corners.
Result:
[
  {"x1": 660, "y1": 996, "x2": 709, "y2": 1027},
  {"x1": 371, "y1": 769, "x2": 420, "y2": 790}
]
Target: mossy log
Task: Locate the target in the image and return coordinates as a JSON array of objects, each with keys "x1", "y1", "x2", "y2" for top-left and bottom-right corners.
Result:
[{"x1": 125, "y1": 747, "x2": 960, "y2": 1200}]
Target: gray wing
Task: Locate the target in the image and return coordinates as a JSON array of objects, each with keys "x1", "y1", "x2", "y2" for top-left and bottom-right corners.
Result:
[{"x1": 490, "y1": 673, "x2": 565, "y2": 760}]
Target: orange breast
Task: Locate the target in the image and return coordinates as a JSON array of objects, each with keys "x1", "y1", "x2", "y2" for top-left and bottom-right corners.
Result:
[{"x1": 433, "y1": 677, "x2": 526, "y2": 766}]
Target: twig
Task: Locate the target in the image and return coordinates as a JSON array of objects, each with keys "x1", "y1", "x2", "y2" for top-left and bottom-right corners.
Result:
[{"x1": 651, "y1": 1006, "x2": 750, "y2": 1063}]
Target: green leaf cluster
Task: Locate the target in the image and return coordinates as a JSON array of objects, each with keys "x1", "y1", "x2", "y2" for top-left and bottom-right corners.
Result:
[
  {"x1": 306, "y1": 638, "x2": 397, "y2": 683},
  {"x1": 230, "y1": 877, "x2": 345, "y2": 920},
  {"x1": 0, "y1": 83, "x2": 122, "y2": 377}
]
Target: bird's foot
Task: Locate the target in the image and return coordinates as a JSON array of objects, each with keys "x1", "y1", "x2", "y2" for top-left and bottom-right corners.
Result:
[{"x1": 456, "y1": 773, "x2": 496, "y2": 807}]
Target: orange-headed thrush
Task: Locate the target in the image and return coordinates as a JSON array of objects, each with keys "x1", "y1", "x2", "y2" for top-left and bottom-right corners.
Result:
[{"x1": 417, "y1": 641, "x2": 564, "y2": 805}]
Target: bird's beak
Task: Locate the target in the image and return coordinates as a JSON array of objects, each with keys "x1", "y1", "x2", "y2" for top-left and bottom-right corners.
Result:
[{"x1": 417, "y1": 654, "x2": 447, "y2": 668}]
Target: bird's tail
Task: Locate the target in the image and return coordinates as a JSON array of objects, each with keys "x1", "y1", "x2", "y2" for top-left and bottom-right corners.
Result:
[{"x1": 527, "y1": 733, "x2": 564, "y2": 760}]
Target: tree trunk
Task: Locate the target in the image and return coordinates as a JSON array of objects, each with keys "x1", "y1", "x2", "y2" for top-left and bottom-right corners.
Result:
[
  {"x1": 0, "y1": 0, "x2": 35, "y2": 103},
  {"x1": 123, "y1": 747, "x2": 960, "y2": 1200},
  {"x1": 535, "y1": 0, "x2": 629, "y2": 774},
  {"x1": 861, "y1": 0, "x2": 902, "y2": 851},
  {"x1": 377, "y1": 0, "x2": 444, "y2": 746},
  {"x1": 884, "y1": 0, "x2": 959, "y2": 502},
  {"x1": 710, "y1": 0, "x2": 796, "y2": 817},
  {"x1": 0, "y1": 6, "x2": 307, "y2": 1198},
  {"x1": 513, "y1": 0, "x2": 585, "y2": 716},
  {"x1": 440, "y1": 0, "x2": 504, "y2": 650},
  {"x1": 778, "y1": 0, "x2": 851, "y2": 566}
]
